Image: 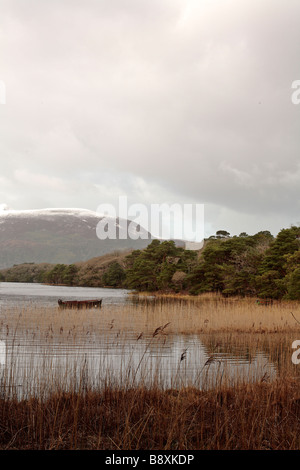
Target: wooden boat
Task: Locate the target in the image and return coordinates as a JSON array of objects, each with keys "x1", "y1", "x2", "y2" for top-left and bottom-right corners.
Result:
[{"x1": 58, "y1": 298, "x2": 102, "y2": 309}]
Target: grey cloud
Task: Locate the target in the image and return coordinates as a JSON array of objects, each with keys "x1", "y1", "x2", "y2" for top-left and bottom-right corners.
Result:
[{"x1": 0, "y1": 0, "x2": 299, "y2": 236}]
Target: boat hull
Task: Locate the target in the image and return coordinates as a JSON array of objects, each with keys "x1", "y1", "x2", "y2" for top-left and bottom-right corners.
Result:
[{"x1": 58, "y1": 299, "x2": 102, "y2": 309}]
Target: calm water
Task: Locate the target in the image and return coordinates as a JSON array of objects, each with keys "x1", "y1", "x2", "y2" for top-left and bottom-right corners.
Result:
[
  {"x1": 0, "y1": 282, "x2": 130, "y2": 307},
  {"x1": 0, "y1": 283, "x2": 277, "y2": 398}
]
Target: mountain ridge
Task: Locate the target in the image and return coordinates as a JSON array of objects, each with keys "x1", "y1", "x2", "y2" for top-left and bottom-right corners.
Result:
[{"x1": 0, "y1": 206, "x2": 153, "y2": 269}]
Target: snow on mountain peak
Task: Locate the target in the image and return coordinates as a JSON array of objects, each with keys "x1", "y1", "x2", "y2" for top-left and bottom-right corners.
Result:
[
  {"x1": 0, "y1": 204, "x2": 11, "y2": 212},
  {"x1": 0, "y1": 207, "x2": 102, "y2": 218}
]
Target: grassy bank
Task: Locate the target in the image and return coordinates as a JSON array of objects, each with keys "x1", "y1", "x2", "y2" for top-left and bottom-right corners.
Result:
[
  {"x1": 2, "y1": 294, "x2": 300, "y2": 334},
  {"x1": 1, "y1": 379, "x2": 300, "y2": 450}
]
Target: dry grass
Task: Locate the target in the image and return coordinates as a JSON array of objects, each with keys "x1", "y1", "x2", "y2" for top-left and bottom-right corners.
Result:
[
  {"x1": 123, "y1": 294, "x2": 300, "y2": 334},
  {"x1": 1, "y1": 294, "x2": 300, "y2": 449},
  {"x1": 2, "y1": 294, "x2": 300, "y2": 335},
  {"x1": 1, "y1": 379, "x2": 300, "y2": 449}
]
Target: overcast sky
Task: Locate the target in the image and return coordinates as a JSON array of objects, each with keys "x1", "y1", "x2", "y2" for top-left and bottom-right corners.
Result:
[{"x1": 0, "y1": 0, "x2": 299, "y2": 238}]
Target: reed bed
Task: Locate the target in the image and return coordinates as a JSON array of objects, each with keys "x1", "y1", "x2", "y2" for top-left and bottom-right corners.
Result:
[
  {"x1": 0, "y1": 294, "x2": 300, "y2": 449},
  {"x1": 2, "y1": 379, "x2": 300, "y2": 449},
  {"x1": 1, "y1": 295, "x2": 300, "y2": 336}
]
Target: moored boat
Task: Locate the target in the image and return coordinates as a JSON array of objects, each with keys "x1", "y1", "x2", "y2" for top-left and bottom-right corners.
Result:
[{"x1": 58, "y1": 298, "x2": 102, "y2": 309}]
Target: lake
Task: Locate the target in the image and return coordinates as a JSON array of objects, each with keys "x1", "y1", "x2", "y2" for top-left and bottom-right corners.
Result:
[
  {"x1": 0, "y1": 281, "x2": 130, "y2": 307},
  {"x1": 0, "y1": 283, "x2": 278, "y2": 399}
]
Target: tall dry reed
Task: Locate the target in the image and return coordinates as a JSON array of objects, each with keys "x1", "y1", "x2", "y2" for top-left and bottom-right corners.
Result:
[{"x1": 0, "y1": 294, "x2": 300, "y2": 449}]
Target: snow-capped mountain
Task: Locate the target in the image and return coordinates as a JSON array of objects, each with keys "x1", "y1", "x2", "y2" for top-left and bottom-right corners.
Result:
[{"x1": 0, "y1": 206, "x2": 152, "y2": 269}]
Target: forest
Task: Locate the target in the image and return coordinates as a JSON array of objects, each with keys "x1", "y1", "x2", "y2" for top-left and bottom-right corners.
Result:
[{"x1": 0, "y1": 225, "x2": 299, "y2": 300}]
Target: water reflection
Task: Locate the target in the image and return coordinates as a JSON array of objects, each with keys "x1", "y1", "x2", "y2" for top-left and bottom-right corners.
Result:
[
  {"x1": 0, "y1": 340, "x2": 5, "y2": 366},
  {"x1": 0, "y1": 282, "x2": 131, "y2": 307},
  {"x1": 0, "y1": 332, "x2": 276, "y2": 399},
  {"x1": 0, "y1": 283, "x2": 279, "y2": 399}
]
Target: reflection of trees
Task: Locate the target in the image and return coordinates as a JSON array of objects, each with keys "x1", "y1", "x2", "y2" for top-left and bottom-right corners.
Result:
[
  {"x1": 0, "y1": 340, "x2": 5, "y2": 366},
  {"x1": 200, "y1": 332, "x2": 300, "y2": 377},
  {"x1": 200, "y1": 334, "x2": 261, "y2": 363}
]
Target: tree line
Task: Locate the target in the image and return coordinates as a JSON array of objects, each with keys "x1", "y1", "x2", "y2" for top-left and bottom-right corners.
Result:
[
  {"x1": 120, "y1": 226, "x2": 300, "y2": 299},
  {"x1": 0, "y1": 225, "x2": 299, "y2": 299}
]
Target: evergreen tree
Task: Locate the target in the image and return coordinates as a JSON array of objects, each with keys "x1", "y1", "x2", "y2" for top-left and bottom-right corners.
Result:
[
  {"x1": 124, "y1": 239, "x2": 197, "y2": 291},
  {"x1": 63, "y1": 264, "x2": 78, "y2": 286},
  {"x1": 255, "y1": 226, "x2": 300, "y2": 299},
  {"x1": 102, "y1": 262, "x2": 126, "y2": 287}
]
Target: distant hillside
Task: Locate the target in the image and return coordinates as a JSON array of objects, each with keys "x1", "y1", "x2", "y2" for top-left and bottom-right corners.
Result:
[
  {"x1": 0, "y1": 207, "x2": 153, "y2": 269},
  {"x1": 0, "y1": 251, "x2": 131, "y2": 287}
]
